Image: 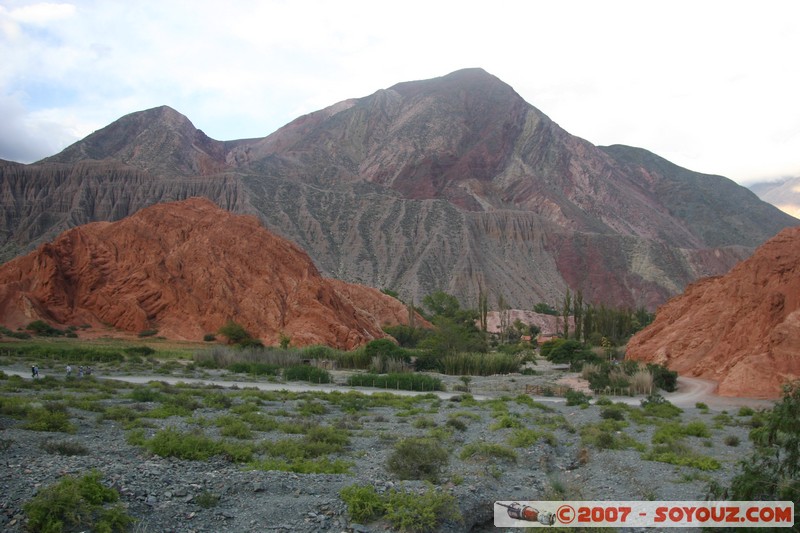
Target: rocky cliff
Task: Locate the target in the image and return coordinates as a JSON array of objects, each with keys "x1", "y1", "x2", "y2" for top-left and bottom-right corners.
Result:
[
  {"x1": 0, "y1": 198, "x2": 418, "y2": 349},
  {"x1": 626, "y1": 227, "x2": 800, "y2": 398},
  {"x1": 2, "y1": 69, "x2": 797, "y2": 310}
]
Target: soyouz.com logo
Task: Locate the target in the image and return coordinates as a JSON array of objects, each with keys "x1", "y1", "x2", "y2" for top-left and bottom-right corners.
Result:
[{"x1": 494, "y1": 501, "x2": 795, "y2": 528}]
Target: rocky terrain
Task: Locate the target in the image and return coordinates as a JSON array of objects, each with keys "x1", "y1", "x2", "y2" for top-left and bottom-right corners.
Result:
[
  {"x1": 0, "y1": 359, "x2": 765, "y2": 532},
  {"x1": 0, "y1": 198, "x2": 421, "y2": 349},
  {"x1": 626, "y1": 226, "x2": 800, "y2": 398},
  {"x1": 2, "y1": 69, "x2": 796, "y2": 310}
]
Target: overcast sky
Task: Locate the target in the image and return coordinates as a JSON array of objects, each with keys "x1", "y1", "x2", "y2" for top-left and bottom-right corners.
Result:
[{"x1": 1, "y1": 0, "x2": 798, "y2": 185}]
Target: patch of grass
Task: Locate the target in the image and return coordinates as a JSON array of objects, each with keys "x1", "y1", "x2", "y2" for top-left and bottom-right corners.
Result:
[
  {"x1": 737, "y1": 406, "x2": 755, "y2": 417},
  {"x1": 216, "y1": 416, "x2": 253, "y2": 440},
  {"x1": 387, "y1": 437, "x2": 449, "y2": 483},
  {"x1": 23, "y1": 470, "x2": 133, "y2": 533},
  {"x1": 642, "y1": 443, "x2": 721, "y2": 470},
  {"x1": 297, "y1": 399, "x2": 327, "y2": 417},
  {"x1": 240, "y1": 412, "x2": 279, "y2": 432},
  {"x1": 580, "y1": 421, "x2": 645, "y2": 451},
  {"x1": 514, "y1": 394, "x2": 554, "y2": 411},
  {"x1": 490, "y1": 414, "x2": 523, "y2": 431},
  {"x1": 507, "y1": 428, "x2": 556, "y2": 447},
  {"x1": 459, "y1": 442, "x2": 517, "y2": 463}
]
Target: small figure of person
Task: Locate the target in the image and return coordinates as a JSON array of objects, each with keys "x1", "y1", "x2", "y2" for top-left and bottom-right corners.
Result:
[
  {"x1": 33, "y1": 365, "x2": 39, "y2": 378},
  {"x1": 78, "y1": 366, "x2": 84, "y2": 378},
  {"x1": 66, "y1": 365, "x2": 72, "y2": 378},
  {"x1": 31, "y1": 365, "x2": 36, "y2": 379}
]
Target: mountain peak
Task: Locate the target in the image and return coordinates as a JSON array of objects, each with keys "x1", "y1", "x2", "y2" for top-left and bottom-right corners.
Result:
[{"x1": 42, "y1": 105, "x2": 227, "y2": 174}]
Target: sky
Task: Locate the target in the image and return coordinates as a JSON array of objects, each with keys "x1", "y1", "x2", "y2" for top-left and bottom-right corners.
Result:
[{"x1": 1, "y1": 0, "x2": 799, "y2": 186}]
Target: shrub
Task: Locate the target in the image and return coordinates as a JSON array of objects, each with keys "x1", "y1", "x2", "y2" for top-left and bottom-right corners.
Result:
[
  {"x1": 600, "y1": 406, "x2": 626, "y2": 421},
  {"x1": 203, "y1": 333, "x2": 216, "y2": 342},
  {"x1": 724, "y1": 435, "x2": 740, "y2": 447},
  {"x1": 695, "y1": 402, "x2": 709, "y2": 410},
  {"x1": 340, "y1": 484, "x2": 384, "y2": 522},
  {"x1": 146, "y1": 428, "x2": 220, "y2": 460},
  {"x1": 387, "y1": 437, "x2": 449, "y2": 483},
  {"x1": 41, "y1": 439, "x2": 88, "y2": 456},
  {"x1": 565, "y1": 389, "x2": 592, "y2": 406},
  {"x1": 23, "y1": 470, "x2": 133, "y2": 533},
  {"x1": 24, "y1": 402, "x2": 76, "y2": 433},
  {"x1": 138, "y1": 329, "x2": 158, "y2": 338},
  {"x1": 647, "y1": 363, "x2": 678, "y2": 392},
  {"x1": 384, "y1": 488, "x2": 461, "y2": 533},
  {"x1": 195, "y1": 490, "x2": 220, "y2": 509},
  {"x1": 737, "y1": 406, "x2": 755, "y2": 417},
  {"x1": 445, "y1": 418, "x2": 467, "y2": 431}
]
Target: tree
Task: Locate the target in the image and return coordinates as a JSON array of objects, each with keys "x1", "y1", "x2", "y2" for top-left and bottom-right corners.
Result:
[
  {"x1": 562, "y1": 289, "x2": 572, "y2": 339},
  {"x1": 478, "y1": 290, "x2": 488, "y2": 332},
  {"x1": 573, "y1": 290, "x2": 583, "y2": 342},
  {"x1": 218, "y1": 320, "x2": 253, "y2": 345},
  {"x1": 498, "y1": 294, "x2": 510, "y2": 344},
  {"x1": 422, "y1": 291, "x2": 460, "y2": 319}
]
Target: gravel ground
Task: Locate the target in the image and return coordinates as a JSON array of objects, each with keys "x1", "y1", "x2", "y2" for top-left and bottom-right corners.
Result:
[{"x1": 0, "y1": 361, "x2": 768, "y2": 532}]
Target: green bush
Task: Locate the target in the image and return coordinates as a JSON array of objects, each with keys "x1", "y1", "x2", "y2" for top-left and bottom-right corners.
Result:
[
  {"x1": 24, "y1": 402, "x2": 76, "y2": 433},
  {"x1": 23, "y1": 470, "x2": 133, "y2": 533},
  {"x1": 384, "y1": 488, "x2": 461, "y2": 533},
  {"x1": 565, "y1": 389, "x2": 592, "y2": 406},
  {"x1": 724, "y1": 435, "x2": 740, "y2": 447},
  {"x1": 146, "y1": 428, "x2": 220, "y2": 460},
  {"x1": 283, "y1": 365, "x2": 332, "y2": 383},
  {"x1": 737, "y1": 406, "x2": 755, "y2": 417},
  {"x1": 387, "y1": 438, "x2": 449, "y2": 483},
  {"x1": 647, "y1": 363, "x2": 678, "y2": 392},
  {"x1": 340, "y1": 484, "x2": 385, "y2": 522}
]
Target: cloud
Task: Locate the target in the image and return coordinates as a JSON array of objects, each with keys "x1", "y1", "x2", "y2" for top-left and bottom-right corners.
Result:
[{"x1": 0, "y1": 0, "x2": 798, "y2": 183}]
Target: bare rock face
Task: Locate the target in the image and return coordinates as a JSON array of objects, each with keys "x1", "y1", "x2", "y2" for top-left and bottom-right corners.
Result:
[
  {"x1": 626, "y1": 227, "x2": 800, "y2": 398},
  {"x1": 0, "y1": 198, "x2": 417, "y2": 349}
]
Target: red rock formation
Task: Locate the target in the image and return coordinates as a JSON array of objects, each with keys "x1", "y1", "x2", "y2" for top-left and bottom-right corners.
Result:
[
  {"x1": 0, "y1": 198, "x2": 418, "y2": 349},
  {"x1": 626, "y1": 227, "x2": 800, "y2": 398}
]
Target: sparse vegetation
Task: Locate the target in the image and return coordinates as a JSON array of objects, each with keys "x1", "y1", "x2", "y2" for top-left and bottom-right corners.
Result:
[
  {"x1": 23, "y1": 470, "x2": 133, "y2": 533},
  {"x1": 387, "y1": 437, "x2": 449, "y2": 483}
]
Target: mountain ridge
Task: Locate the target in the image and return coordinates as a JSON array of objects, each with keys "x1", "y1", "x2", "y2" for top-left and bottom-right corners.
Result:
[{"x1": 1, "y1": 68, "x2": 797, "y2": 311}]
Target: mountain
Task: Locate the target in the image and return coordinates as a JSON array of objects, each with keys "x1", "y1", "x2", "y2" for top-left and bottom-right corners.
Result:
[
  {"x1": 0, "y1": 198, "x2": 418, "y2": 349},
  {"x1": 2, "y1": 69, "x2": 797, "y2": 311},
  {"x1": 626, "y1": 227, "x2": 800, "y2": 398},
  {"x1": 750, "y1": 176, "x2": 800, "y2": 219}
]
